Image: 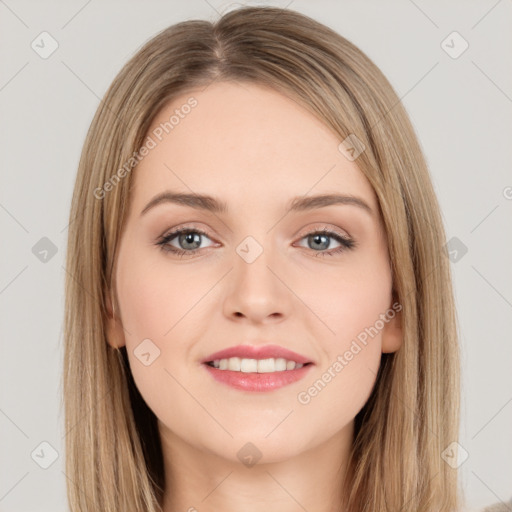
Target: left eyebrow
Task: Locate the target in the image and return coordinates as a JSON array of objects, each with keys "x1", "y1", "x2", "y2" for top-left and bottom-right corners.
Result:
[
  {"x1": 140, "y1": 191, "x2": 373, "y2": 217},
  {"x1": 287, "y1": 194, "x2": 373, "y2": 216}
]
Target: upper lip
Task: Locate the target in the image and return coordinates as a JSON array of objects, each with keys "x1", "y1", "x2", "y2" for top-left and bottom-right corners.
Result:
[{"x1": 201, "y1": 344, "x2": 313, "y2": 365}]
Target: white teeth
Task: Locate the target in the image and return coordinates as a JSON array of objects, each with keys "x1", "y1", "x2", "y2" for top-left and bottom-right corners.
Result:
[
  {"x1": 274, "y1": 358, "x2": 287, "y2": 371},
  {"x1": 258, "y1": 357, "x2": 282, "y2": 372},
  {"x1": 240, "y1": 358, "x2": 258, "y2": 373},
  {"x1": 227, "y1": 357, "x2": 241, "y2": 371},
  {"x1": 210, "y1": 357, "x2": 305, "y2": 372}
]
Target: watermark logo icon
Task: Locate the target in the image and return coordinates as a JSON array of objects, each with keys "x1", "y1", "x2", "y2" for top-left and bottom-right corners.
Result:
[
  {"x1": 236, "y1": 236, "x2": 263, "y2": 264},
  {"x1": 441, "y1": 31, "x2": 469, "y2": 59},
  {"x1": 444, "y1": 237, "x2": 468, "y2": 263},
  {"x1": 441, "y1": 441, "x2": 469, "y2": 468},
  {"x1": 31, "y1": 441, "x2": 59, "y2": 469},
  {"x1": 338, "y1": 133, "x2": 366, "y2": 161},
  {"x1": 31, "y1": 31, "x2": 59, "y2": 59},
  {"x1": 134, "y1": 338, "x2": 161, "y2": 366},
  {"x1": 32, "y1": 237, "x2": 58, "y2": 263},
  {"x1": 237, "y1": 442, "x2": 262, "y2": 467}
]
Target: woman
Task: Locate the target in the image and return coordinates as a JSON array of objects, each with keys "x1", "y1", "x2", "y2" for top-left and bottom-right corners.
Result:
[{"x1": 62, "y1": 6, "x2": 480, "y2": 511}]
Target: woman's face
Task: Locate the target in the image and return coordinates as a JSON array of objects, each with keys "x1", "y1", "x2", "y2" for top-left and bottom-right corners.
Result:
[{"x1": 107, "y1": 81, "x2": 402, "y2": 464}]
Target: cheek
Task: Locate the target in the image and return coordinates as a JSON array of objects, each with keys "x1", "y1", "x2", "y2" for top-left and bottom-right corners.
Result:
[
  {"x1": 294, "y1": 266, "x2": 390, "y2": 429},
  {"x1": 115, "y1": 245, "x2": 221, "y2": 395},
  {"x1": 331, "y1": 275, "x2": 391, "y2": 349},
  {"x1": 115, "y1": 251, "x2": 211, "y2": 426},
  {"x1": 117, "y1": 250, "x2": 210, "y2": 343},
  {"x1": 300, "y1": 251, "x2": 392, "y2": 351},
  {"x1": 297, "y1": 253, "x2": 392, "y2": 408}
]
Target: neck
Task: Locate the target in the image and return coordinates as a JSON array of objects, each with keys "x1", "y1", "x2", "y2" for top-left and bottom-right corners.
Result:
[{"x1": 159, "y1": 421, "x2": 354, "y2": 512}]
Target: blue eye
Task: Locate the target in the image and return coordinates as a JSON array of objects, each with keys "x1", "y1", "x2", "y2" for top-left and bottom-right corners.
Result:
[
  {"x1": 156, "y1": 227, "x2": 356, "y2": 258},
  {"x1": 296, "y1": 229, "x2": 355, "y2": 256},
  {"x1": 156, "y1": 227, "x2": 214, "y2": 257}
]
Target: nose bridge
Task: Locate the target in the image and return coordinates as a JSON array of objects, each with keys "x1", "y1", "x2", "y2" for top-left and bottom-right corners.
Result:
[
  {"x1": 225, "y1": 231, "x2": 288, "y2": 321},
  {"x1": 234, "y1": 233, "x2": 278, "y2": 289},
  {"x1": 230, "y1": 202, "x2": 275, "y2": 266}
]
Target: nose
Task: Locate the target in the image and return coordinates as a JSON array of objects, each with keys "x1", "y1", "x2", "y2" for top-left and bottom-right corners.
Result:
[{"x1": 222, "y1": 242, "x2": 291, "y2": 325}]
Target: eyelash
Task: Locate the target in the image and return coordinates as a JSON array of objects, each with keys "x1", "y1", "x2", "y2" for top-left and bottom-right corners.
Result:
[{"x1": 155, "y1": 226, "x2": 356, "y2": 259}]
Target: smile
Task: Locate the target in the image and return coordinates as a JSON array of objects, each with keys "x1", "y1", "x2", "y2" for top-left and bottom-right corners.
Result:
[
  {"x1": 202, "y1": 359, "x2": 313, "y2": 392},
  {"x1": 207, "y1": 357, "x2": 307, "y2": 373}
]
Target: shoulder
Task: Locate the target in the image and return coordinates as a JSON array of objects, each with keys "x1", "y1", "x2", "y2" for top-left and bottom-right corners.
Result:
[{"x1": 479, "y1": 498, "x2": 512, "y2": 512}]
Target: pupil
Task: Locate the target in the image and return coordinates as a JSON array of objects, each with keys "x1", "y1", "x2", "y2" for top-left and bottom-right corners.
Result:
[
  {"x1": 311, "y1": 234, "x2": 328, "y2": 250},
  {"x1": 181, "y1": 232, "x2": 200, "y2": 249}
]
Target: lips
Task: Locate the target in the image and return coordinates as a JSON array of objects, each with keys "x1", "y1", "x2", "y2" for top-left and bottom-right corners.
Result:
[
  {"x1": 201, "y1": 344, "x2": 313, "y2": 365},
  {"x1": 203, "y1": 362, "x2": 313, "y2": 392}
]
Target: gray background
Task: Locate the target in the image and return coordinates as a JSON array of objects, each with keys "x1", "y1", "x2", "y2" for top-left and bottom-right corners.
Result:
[{"x1": 1, "y1": 0, "x2": 511, "y2": 510}]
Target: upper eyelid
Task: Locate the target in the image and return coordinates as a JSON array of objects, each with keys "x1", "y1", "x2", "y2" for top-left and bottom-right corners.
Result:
[{"x1": 162, "y1": 225, "x2": 212, "y2": 240}]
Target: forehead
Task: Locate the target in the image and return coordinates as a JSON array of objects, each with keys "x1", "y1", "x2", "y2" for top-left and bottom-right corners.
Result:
[{"x1": 131, "y1": 81, "x2": 377, "y2": 215}]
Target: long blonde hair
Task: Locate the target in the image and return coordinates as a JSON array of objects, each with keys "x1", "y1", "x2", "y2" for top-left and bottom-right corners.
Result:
[{"x1": 63, "y1": 6, "x2": 461, "y2": 511}]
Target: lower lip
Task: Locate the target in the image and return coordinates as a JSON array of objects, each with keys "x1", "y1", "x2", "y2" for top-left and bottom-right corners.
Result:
[{"x1": 202, "y1": 363, "x2": 313, "y2": 392}]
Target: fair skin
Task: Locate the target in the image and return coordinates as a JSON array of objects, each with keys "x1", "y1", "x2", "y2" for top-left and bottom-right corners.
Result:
[{"x1": 106, "y1": 81, "x2": 402, "y2": 512}]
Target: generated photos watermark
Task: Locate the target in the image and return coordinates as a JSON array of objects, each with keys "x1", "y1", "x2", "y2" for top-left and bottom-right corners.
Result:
[
  {"x1": 297, "y1": 301, "x2": 402, "y2": 405},
  {"x1": 93, "y1": 96, "x2": 198, "y2": 200}
]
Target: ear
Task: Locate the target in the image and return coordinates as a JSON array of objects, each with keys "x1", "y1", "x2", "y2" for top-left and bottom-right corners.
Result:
[
  {"x1": 104, "y1": 287, "x2": 126, "y2": 349},
  {"x1": 381, "y1": 295, "x2": 403, "y2": 354}
]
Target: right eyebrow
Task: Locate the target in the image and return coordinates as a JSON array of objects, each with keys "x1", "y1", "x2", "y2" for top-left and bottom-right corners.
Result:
[{"x1": 140, "y1": 191, "x2": 228, "y2": 216}]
